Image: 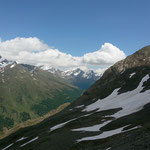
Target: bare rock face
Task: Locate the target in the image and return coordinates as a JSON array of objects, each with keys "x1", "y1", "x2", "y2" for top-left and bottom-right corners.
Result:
[{"x1": 109, "y1": 45, "x2": 150, "y2": 74}]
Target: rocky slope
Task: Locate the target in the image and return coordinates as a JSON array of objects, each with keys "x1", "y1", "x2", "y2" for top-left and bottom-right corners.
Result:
[
  {"x1": 0, "y1": 45, "x2": 150, "y2": 150},
  {"x1": 0, "y1": 56, "x2": 82, "y2": 134}
]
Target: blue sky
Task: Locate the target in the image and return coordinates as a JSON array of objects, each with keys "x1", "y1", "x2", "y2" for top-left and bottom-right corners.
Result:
[{"x1": 0, "y1": 0, "x2": 150, "y2": 57}]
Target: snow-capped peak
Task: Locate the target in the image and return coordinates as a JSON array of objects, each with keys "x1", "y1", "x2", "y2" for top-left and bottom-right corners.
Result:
[
  {"x1": 62, "y1": 68, "x2": 102, "y2": 79},
  {"x1": 40, "y1": 65, "x2": 53, "y2": 71},
  {"x1": 0, "y1": 56, "x2": 16, "y2": 69},
  {"x1": 63, "y1": 68, "x2": 83, "y2": 77},
  {"x1": 40, "y1": 65, "x2": 63, "y2": 76}
]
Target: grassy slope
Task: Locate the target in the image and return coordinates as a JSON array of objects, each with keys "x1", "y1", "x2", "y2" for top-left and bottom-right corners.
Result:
[
  {"x1": 0, "y1": 102, "x2": 70, "y2": 140},
  {"x1": 0, "y1": 64, "x2": 82, "y2": 133}
]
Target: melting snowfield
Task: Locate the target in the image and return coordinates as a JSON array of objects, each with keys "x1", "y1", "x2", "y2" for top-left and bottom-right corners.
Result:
[
  {"x1": 77, "y1": 126, "x2": 139, "y2": 142},
  {"x1": 73, "y1": 74, "x2": 150, "y2": 141},
  {"x1": 2, "y1": 75, "x2": 150, "y2": 149},
  {"x1": 49, "y1": 75, "x2": 150, "y2": 142},
  {"x1": 48, "y1": 75, "x2": 150, "y2": 143},
  {"x1": 83, "y1": 75, "x2": 150, "y2": 118}
]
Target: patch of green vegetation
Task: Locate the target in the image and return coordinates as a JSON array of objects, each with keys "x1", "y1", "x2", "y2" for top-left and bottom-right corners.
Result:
[
  {"x1": 0, "y1": 116, "x2": 14, "y2": 131},
  {"x1": 20, "y1": 112, "x2": 31, "y2": 122},
  {"x1": 0, "y1": 64, "x2": 82, "y2": 134},
  {"x1": 31, "y1": 89, "x2": 81, "y2": 116}
]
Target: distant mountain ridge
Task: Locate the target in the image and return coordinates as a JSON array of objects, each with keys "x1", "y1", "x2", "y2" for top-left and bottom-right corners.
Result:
[
  {"x1": 0, "y1": 55, "x2": 101, "y2": 90},
  {"x1": 41, "y1": 66, "x2": 101, "y2": 90}
]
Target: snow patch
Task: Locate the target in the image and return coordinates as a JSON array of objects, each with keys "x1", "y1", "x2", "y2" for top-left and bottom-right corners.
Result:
[
  {"x1": 77, "y1": 126, "x2": 139, "y2": 142},
  {"x1": 49, "y1": 118, "x2": 76, "y2": 132},
  {"x1": 73, "y1": 75, "x2": 149, "y2": 142},
  {"x1": 72, "y1": 121, "x2": 111, "y2": 132},
  {"x1": 49, "y1": 112, "x2": 95, "y2": 132},
  {"x1": 10, "y1": 64, "x2": 16, "y2": 68},
  {"x1": 2, "y1": 143, "x2": 14, "y2": 150},
  {"x1": 81, "y1": 113, "x2": 93, "y2": 117},
  {"x1": 83, "y1": 75, "x2": 150, "y2": 119},
  {"x1": 106, "y1": 147, "x2": 111, "y2": 150},
  {"x1": 16, "y1": 137, "x2": 27, "y2": 142},
  {"x1": 129, "y1": 72, "x2": 136, "y2": 78},
  {"x1": 74, "y1": 71, "x2": 81, "y2": 76},
  {"x1": 20, "y1": 136, "x2": 39, "y2": 147},
  {"x1": 75, "y1": 105, "x2": 84, "y2": 109}
]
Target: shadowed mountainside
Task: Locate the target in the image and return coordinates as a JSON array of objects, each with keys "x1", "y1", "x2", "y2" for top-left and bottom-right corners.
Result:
[{"x1": 0, "y1": 45, "x2": 150, "y2": 150}]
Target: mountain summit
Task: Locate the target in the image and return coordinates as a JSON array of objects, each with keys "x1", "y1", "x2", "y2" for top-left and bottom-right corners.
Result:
[
  {"x1": 111, "y1": 45, "x2": 150, "y2": 73},
  {"x1": 0, "y1": 46, "x2": 150, "y2": 150}
]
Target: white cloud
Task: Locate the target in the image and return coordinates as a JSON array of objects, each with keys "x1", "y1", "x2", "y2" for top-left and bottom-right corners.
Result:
[
  {"x1": 0, "y1": 37, "x2": 126, "y2": 71},
  {"x1": 82, "y1": 43, "x2": 126, "y2": 66}
]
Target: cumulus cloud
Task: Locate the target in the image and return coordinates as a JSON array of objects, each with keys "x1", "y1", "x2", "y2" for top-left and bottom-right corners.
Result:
[
  {"x1": 82, "y1": 43, "x2": 126, "y2": 66},
  {"x1": 0, "y1": 37, "x2": 126, "y2": 71}
]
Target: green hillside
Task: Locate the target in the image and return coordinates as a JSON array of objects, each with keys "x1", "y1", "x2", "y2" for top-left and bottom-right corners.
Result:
[{"x1": 0, "y1": 64, "x2": 82, "y2": 133}]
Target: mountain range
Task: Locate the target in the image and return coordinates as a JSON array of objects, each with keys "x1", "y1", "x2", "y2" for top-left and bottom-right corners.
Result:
[
  {"x1": 0, "y1": 45, "x2": 150, "y2": 150},
  {"x1": 0, "y1": 56, "x2": 82, "y2": 135},
  {"x1": 41, "y1": 66, "x2": 101, "y2": 90},
  {"x1": 0, "y1": 55, "x2": 101, "y2": 137}
]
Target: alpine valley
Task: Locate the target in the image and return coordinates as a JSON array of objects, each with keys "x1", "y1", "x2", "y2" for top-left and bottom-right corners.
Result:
[
  {"x1": 0, "y1": 55, "x2": 101, "y2": 138},
  {"x1": 0, "y1": 45, "x2": 150, "y2": 150},
  {"x1": 0, "y1": 56, "x2": 83, "y2": 136}
]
